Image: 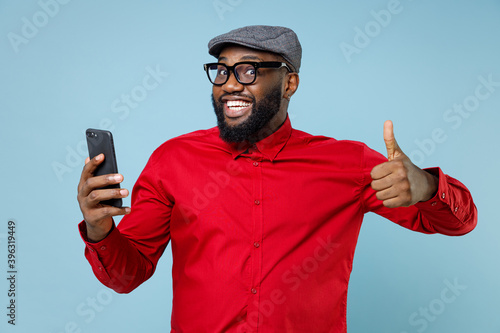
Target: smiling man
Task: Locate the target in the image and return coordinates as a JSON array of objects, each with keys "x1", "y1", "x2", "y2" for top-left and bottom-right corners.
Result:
[
  {"x1": 77, "y1": 26, "x2": 477, "y2": 333},
  {"x1": 208, "y1": 44, "x2": 297, "y2": 144}
]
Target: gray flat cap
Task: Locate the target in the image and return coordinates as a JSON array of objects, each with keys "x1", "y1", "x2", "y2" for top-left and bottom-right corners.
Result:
[{"x1": 208, "y1": 25, "x2": 302, "y2": 73}]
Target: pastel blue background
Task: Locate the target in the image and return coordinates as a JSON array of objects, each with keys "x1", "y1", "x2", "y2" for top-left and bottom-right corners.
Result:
[{"x1": 1, "y1": 0, "x2": 499, "y2": 332}]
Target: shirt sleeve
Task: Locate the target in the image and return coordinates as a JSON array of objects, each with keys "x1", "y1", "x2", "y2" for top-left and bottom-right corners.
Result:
[
  {"x1": 360, "y1": 145, "x2": 477, "y2": 236},
  {"x1": 78, "y1": 149, "x2": 173, "y2": 293}
]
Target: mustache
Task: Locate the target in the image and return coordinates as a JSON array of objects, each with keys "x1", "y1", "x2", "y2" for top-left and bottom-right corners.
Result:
[{"x1": 217, "y1": 93, "x2": 255, "y2": 103}]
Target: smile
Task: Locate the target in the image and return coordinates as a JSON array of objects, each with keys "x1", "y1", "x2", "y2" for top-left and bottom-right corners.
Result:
[{"x1": 224, "y1": 100, "x2": 252, "y2": 118}]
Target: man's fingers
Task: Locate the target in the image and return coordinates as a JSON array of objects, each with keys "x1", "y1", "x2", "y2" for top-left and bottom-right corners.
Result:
[
  {"x1": 374, "y1": 186, "x2": 409, "y2": 208},
  {"x1": 375, "y1": 182, "x2": 412, "y2": 207},
  {"x1": 85, "y1": 206, "x2": 131, "y2": 225},
  {"x1": 380, "y1": 197, "x2": 404, "y2": 209},
  {"x1": 87, "y1": 188, "x2": 129, "y2": 205},
  {"x1": 78, "y1": 154, "x2": 105, "y2": 190},
  {"x1": 370, "y1": 163, "x2": 385, "y2": 180},
  {"x1": 85, "y1": 153, "x2": 104, "y2": 173},
  {"x1": 374, "y1": 187, "x2": 398, "y2": 202},
  {"x1": 370, "y1": 160, "x2": 397, "y2": 181},
  {"x1": 76, "y1": 153, "x2": 131, "y2": 232},
  {"x1": 80, "y1": 187, "x2": 130, "y2": 225},
  {"x1": 79, "y1": 173, "x2": 123, "y2": 198},
  {"x1": 383, "y1": 120, "x2": 403, "y2": 161},
  {"x1": 371, "y1": 176, "x2": 393, "y2": 192}
]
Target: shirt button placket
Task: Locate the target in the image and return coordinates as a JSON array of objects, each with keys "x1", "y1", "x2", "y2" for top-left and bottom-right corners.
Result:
[{"x1": 248, "y1": 150, "x2": 263, "y2": 327}]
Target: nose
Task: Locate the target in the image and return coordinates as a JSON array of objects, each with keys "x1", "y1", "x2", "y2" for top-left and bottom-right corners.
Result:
[{"x1": 222, "y1": 70, "x2": 244, "y2": 93}]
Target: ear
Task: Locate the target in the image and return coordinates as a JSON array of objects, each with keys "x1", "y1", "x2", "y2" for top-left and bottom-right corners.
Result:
[{"x1": 283, "y1": 73, "x2": 299, "y2": 99}]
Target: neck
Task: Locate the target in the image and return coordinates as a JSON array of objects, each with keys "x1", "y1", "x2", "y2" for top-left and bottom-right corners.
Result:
[{"x1": 247, "y1": 109, "x2": 287, "y2": 143}]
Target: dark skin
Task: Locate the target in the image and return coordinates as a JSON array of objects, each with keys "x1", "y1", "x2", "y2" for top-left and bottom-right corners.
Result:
[
  {"x1": 77, "y1": 154, "x2": 130, "y2": 242},
  {"x1": 77, "y1": 45, "x2": 437, "y2": 242},
  {"x1": 77, "y1": 45, "x2": 299, "y2": 242},
  {"x1": 371, "y1": 120, "x2": 439, "y2": 207},
  {"x1": 214, "y1": 45, "x2": 300, "y2": 137}
]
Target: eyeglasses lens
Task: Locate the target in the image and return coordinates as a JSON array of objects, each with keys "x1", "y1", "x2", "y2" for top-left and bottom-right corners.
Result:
[
  {"x1": 234, "y1": 64, "x2": 256, "y2": 84},
  {"x1": 208, "y1": 64, "x2": 256, "y2": 85}
]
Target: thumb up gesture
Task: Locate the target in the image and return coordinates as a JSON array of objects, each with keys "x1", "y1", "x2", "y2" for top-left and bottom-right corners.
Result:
[{"x1": 370, "y1": 121, "x2": 439, "y2": 208}]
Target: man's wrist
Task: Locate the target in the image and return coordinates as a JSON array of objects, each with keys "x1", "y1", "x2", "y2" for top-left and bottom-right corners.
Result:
[
  {"x1": 85, "y1": 221, "x2": 114, "y2": 243},
  {"x1": 421, "y1": 171, "x2": 439, "y2": 202}
]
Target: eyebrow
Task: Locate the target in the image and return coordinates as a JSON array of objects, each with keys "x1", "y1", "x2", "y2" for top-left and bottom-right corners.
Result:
[{"x1": 218, "y1": 55, "x2": 264, "y2": 62}]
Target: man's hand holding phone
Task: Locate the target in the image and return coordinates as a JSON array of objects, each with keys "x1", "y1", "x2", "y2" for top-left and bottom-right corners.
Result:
[{"x1": 77, "y1": 154, "x2": 131, "y2": 242}]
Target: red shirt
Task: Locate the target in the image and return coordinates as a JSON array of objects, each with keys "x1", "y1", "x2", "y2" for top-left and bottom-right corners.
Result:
[{"x1": 79, "y1": 116, "x2": 477, "y2": 333}]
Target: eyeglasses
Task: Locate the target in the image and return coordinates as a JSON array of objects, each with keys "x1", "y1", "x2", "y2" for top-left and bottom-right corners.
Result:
[{"x1": 203, "y1": 61, "x2": 292, "y2": 86}]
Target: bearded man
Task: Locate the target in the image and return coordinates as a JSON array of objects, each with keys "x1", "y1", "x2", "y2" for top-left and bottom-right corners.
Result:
[{"x1": 77, "y1": 25, "x2": 477, "y2": 333}]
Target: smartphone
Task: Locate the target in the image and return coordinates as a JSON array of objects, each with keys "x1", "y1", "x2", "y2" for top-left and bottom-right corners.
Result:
[{"x1": 86, "y1": 128, "x2": 122, "y2": 208}]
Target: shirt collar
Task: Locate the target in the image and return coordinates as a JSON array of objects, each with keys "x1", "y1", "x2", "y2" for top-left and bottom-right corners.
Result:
[{"x1": 222, "y1": 114, "x2": 292, "y2": 161}]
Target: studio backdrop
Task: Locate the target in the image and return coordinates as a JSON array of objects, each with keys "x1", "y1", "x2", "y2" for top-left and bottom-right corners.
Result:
[{"x1": 1, "y1": 0, "x2": 499, "y2": 332}]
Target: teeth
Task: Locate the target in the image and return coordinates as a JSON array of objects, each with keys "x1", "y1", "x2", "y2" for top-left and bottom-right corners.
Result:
[{"x1": 227, "y1": 100, "x2": 251, "y2": 108}]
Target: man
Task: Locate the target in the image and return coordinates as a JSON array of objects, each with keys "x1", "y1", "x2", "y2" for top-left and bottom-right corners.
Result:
[{"x1": 77, "y1": 26, "x2": 477, "y2": 332}]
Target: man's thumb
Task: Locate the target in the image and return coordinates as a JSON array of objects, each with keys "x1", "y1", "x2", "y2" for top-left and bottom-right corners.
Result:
[{"x1": 384, "y1": 120, "x2": 402, "y2": 161}]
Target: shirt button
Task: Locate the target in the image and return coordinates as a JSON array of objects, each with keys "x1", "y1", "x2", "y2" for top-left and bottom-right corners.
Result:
[
  {"x1": 253, "y1": 161, "x2": 259, "y2": 167},
  {"x1": 441, "y1": 193, "x2": 446, "y2": 199},
  {"x1": 98, "y1": 267, "x2": 103, "y2": 271},
  {"x1": 254, "y1": 200, "x2": 260, "y2": 205},
  {"x1": 454, "y1": 206, "x2": 459, "y2": 212},
  {"x1": 431, "y1": 202, "x2": 437, "y2": 206},
  {"x1": 100, "y1": 246, "x2": 107, "y2": 251},
  {"x1": 251, "y1": 288, "x2": 257, "y2": 294},
  {"x1": 254, "y1": 242, "x2": 260, "y2": 248}
]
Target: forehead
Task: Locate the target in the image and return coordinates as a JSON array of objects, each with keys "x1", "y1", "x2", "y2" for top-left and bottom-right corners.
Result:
[{"x1": 217, "y1": 44, "x2": 281, "y2": 63}]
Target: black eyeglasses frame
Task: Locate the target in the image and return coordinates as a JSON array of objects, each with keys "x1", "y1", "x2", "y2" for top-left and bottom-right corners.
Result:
[{"x1": 203, "y1": 61, "x2": 292, "y2": 86}]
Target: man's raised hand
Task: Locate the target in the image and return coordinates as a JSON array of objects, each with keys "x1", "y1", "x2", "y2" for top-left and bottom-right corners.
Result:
[
  {"x1": 77, "y1": 154, "x2": 131, "y2": 242},
  {"x1": 370, "y1": 120, "x2": 438, "y2": 208}
]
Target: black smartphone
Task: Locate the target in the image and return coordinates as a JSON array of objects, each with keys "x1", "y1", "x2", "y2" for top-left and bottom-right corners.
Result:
[{"x1": 85, "y1": 128, "x2": 122, "y2": 208}]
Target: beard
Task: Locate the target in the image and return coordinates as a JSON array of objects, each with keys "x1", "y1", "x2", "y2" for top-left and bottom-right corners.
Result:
[{"x1": 212, "y1": 84, "x2": 282, "y2": 144}]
